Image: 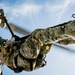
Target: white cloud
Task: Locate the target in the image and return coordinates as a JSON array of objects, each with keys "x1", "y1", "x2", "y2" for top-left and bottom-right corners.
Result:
[
  {"x1": 0, "y1": 0, "x2": 75, "y2": 23},
  {"x1": 0, "y1": 3, "x2": 48, "y2": 22},
  {"x1": 11, "y1": 4, "x2": 42, "y2": 17},
  {"x1": 71, "y1": 0, "x2": 75, "y2": 3},
  {"x1": 0, "y1": 3, "x2": 43, "y2": 21},
  {"x1": 0, "y1": 3, "x2": 9, "y2": 13},
  {"x1": 46, "y1": 0, "x2": 75, "y2": 13},
  {"x1": 45, "y1": 0, "x2": 75, "y2": 23}
]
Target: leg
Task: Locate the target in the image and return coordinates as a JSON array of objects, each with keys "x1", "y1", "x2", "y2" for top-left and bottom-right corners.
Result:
[
  {"x1": 20, "y1": 20, "x2": 75, "y2": 58},
  {"x1": 32, "y1": 20, "x2": 75, "y2": 44},
  {"x1": 57, "y1": 38, "x2": 75, "y2": 45}
]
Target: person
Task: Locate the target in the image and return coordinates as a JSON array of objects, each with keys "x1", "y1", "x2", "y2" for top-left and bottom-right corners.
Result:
[{"x1": 0, "y1": 20, "x2": 75, "y2": 73}]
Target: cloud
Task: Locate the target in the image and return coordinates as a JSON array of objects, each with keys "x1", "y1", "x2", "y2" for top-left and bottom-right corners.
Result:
[
  {"x1": 11, "y1": 4, "x2": 42, "y2": 17},
  {"x1": 46, "y1": 0, "x2": 75, "y2": 13},
  {"x1": 0, "y1": 3, "x2": 42, "y2": 18},
  {"x1": 45, "y1": 0, "x2": 73, "y2": 23},
  {"x1": 0, "y1": 0, "x2": 75, "y2": 23},
  {"x1": 0, "y1": 3, "x2": 9, "y2": 13}
]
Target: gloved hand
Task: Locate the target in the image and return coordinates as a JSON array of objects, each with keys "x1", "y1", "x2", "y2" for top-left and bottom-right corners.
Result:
[{"x1": 0, "y1": 37, "x2": 6, "y2": 46}]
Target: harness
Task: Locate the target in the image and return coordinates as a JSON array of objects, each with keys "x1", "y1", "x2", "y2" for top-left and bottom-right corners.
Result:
[
  {"x1": 19, "y1": 52, "x2": 36, "y2": 71},
  {"x1": 13, "y1": 35, "x2": 47, "y2": 72},
  {"x1": 14, "y1": 51, "x2": 47, "y2": 72}
]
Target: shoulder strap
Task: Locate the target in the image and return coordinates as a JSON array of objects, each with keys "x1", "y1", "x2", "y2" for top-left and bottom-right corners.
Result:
[
  {"x1": 14, "y1": 52, "x2": 47, "y2": 71},
  {"x1": 18, "y1": 52, "x2": 36, "y2": 71}
]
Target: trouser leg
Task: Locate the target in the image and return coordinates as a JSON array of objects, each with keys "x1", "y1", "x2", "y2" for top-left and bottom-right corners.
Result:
[
  {"x1": 32, "y1": 20, "x2": 75, "y2": 45},
  {"x1": 20, "y1": 20, "x2": 75, "y2": 58}
]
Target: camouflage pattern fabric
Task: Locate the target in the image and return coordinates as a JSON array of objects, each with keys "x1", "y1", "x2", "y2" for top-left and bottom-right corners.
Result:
[
  {"x1": 20, "y1": 20, "x2": 75, "y2": 59},
  {"x1": 0, "y1": 20, "x2": 75, "y2": 72},
  {"x1": 19, "y1": 20, "x2": 75, "y2": 71}
]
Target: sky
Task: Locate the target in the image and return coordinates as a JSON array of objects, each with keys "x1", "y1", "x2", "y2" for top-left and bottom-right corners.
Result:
[{"x1": 0, "y1": 0, "x2": 75, "y2": 75}]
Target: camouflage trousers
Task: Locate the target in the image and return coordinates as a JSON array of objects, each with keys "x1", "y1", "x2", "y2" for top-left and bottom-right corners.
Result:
[
  {"x1": 1, "y1": 20, "x2": 75, "y2": 72},
  {"x1": 20, "y1": 20, "x2": 75, "y2": 59}
]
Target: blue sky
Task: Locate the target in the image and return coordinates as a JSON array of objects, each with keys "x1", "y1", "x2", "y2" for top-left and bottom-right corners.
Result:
[{"x1": 0, "y1": 0, "x2": 75, "y2": 75}]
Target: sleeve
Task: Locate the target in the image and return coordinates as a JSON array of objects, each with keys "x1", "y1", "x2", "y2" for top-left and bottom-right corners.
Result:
[
  {"x1": 57, "y1": 38, "x2": 75, "y2": 45},
  {"x1": 20, "y1": 20, "x2": 75, "y2": 59}
]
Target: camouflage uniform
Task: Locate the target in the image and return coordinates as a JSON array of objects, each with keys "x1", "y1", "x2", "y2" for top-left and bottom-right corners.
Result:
[{"x1": 0, "y1": 20, "x2": 75, "y2": 72}]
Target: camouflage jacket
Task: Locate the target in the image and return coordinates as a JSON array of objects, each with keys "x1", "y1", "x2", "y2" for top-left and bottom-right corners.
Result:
[{"x1": 0, "y1": 20, "x2": 75, "y2": 72}]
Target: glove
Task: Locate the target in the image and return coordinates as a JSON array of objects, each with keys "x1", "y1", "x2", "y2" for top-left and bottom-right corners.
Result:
[{"x1": 0, "y1": 37, "x2": 6, "y2": 46}]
